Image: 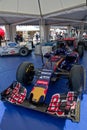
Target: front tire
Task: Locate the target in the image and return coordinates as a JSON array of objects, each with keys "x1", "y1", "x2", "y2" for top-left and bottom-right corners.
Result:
[{"x1": 16, "y1": 62, "x2": 35, "y2": 85}]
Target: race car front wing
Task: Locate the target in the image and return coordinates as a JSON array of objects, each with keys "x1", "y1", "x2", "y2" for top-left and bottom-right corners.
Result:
[{"x1": 0, "y1": 81, "x2": 80, "y2": 123}]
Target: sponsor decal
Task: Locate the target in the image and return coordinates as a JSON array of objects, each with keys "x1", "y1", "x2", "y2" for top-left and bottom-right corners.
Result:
[
  {"x1": 36, "y1": 80, "x2": 49, "y2": 85},
  {"x1": 41, "y1": 71, "x2": 52, "y2": 75},
  {"x1": 47, "y1": 94, "x2": 64, "y2": 116},
  {"x1": 40, "y1": 75, "x2": 50, "y2": 79},
  {"x1": 10, "y1": 50, "x2": 15, "y2": 54},
  {"x1": 47, "y1": 92, "x2": 76, "y2": 116}
]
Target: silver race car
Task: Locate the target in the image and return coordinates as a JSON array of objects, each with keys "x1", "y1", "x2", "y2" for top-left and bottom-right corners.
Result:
[{"x1": 0, "y1": 41, "x2": 32, "y2": 56}]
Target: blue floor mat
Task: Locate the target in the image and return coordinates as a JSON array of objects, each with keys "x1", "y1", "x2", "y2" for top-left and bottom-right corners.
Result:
[{"x1": 0, "y1": 51, "x2": 87, "y2": 130}]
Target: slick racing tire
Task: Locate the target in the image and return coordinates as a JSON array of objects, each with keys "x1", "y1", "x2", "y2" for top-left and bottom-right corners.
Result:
[
  {"x1": 69, "y1": 65, "x2": 84, "y2": 93},
  {"x1": 19, "y1": 47, "x2": 29, "y2": 56},
  {"x1": 16, "y1": 62, "x2": 35, "y2": 85},
  {"x1": 77, "y1": 45, "x2": 84, "y2": 58}
]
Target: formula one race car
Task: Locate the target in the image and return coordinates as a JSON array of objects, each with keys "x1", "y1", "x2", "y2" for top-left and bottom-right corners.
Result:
[
  {"x1": 0, "y1": 41, "x2": 32, "y2": 56},
  {"x1": 54, "y1": 38, "x2": 84, "y2": 58},
  {"x1": 0, "y1": 44, "x2": 85, "y2": 122},
  {"x1": 0, "y1": 61, "x2": 85, "y2": 122}
]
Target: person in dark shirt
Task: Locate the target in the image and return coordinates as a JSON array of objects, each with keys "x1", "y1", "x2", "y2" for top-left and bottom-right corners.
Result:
[{"x1": 15, "y1": 34, "x2": 23, "y2": 43}]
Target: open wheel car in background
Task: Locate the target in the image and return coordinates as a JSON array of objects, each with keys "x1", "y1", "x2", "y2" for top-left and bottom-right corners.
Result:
[
  {"x1": 0, "y1": 41, "x2": 32, "y2": 56},
  {"x1": 53, "y1": 37, "x2": 84, "y2": 58},
  {"x1": 63, "y1": 37, "x2": 84, "y2": 57}
]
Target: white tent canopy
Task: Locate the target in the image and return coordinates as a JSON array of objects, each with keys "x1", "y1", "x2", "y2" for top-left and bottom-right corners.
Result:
[
  {"x1": 0, "y1": 0, "x2": 87, "y2": 26},
  {"x1": 0, "y1": 0, "x2": 85, "y2": 15}
]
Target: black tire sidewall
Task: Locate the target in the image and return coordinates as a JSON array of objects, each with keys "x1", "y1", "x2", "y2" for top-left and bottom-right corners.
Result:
[
  {"x1": 19, "y1": 47, "x2": 29, "y2": 56},
  {"x1": 69, "y1": 65, "x2": 84, "y2": 93},
  {"x1": 16, "y1": 62, "x2": 34, "y2": 85}
]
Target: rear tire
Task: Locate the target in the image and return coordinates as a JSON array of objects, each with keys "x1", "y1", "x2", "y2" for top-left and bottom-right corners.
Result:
[
  {"x1": 69, "y1": 65, "x2": 84, "y2": 94},
  {"x1": 16, "y1": 62, "x2": 35, "y2": 85},
  {"x1": 19, "y1": 47, "x2": 29, "y2": 56}
]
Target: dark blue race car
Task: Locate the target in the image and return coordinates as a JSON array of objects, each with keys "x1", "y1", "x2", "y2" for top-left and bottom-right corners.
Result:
[{"x1": 0, "y1": 41, "x2": 85, "y2": 123}]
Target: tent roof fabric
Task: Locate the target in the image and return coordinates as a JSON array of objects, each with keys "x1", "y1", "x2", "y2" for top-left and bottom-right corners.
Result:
[{"x1": 0, "y1": 0, "x2": 86, "y2": 26}]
